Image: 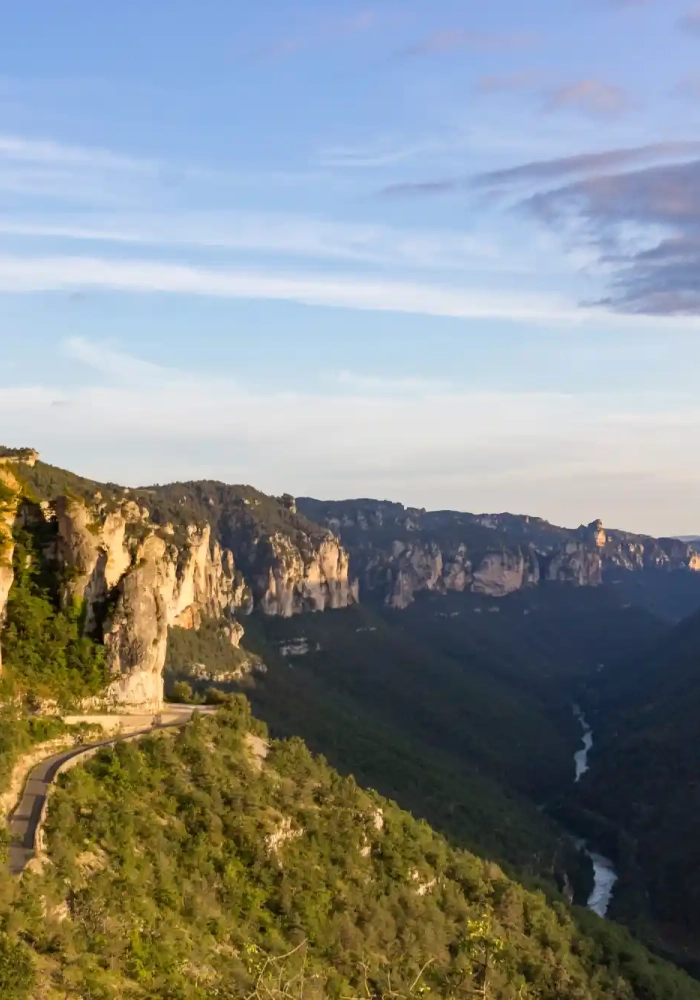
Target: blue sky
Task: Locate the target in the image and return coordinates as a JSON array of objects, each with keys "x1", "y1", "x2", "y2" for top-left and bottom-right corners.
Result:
[{"x1": 2, "y1": 0, "x2": 700, "y2": 534}]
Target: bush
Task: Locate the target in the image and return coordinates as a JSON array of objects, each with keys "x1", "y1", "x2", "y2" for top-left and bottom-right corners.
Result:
[
  {"x1": 0, "y1": 933, "x2": 35, "y2": 999},
  {"x1": 171, "y1": 680, "x2": 194, "y2": 704}
]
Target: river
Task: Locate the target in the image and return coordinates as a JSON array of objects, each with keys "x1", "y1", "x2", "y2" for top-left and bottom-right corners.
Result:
[{"x1": 572, "y1": 705, "x2": 618, "y2": 918}]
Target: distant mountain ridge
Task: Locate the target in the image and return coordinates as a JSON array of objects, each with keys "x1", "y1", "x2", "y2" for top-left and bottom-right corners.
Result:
[
  {"x1": 298, "y1": 497, "x2": 700, "y2": 613},
  {"x1": 2, "y1": 446, "x2": 700, "y2": 711}
]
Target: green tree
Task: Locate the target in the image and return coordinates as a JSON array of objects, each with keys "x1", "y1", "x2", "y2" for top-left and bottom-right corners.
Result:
[{"x1": 0, "y1": 934, "x2": 35, "y2": 999}]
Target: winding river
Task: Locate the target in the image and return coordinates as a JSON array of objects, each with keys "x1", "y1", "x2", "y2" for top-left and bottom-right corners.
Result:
[{"x1": 573, "y1": 706, "x2": 618, "y2": 918}]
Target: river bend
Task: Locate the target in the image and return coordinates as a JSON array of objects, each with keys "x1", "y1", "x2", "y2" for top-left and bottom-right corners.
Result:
[{"x1": 573, "y1": 706, "x2": 618, "y2": 918}]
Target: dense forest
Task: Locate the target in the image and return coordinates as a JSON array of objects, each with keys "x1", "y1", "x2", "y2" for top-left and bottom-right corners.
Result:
[
  {"x1": 577, "y1": 608, "x2": 700, "y2": 962},
  {"x1": 2, "y1": 699, "x2": 700, "y2": 1000}
]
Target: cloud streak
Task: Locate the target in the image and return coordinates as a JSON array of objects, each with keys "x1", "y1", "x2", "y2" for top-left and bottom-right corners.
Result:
[
  {"x1": 0, "y1": 211, "x2": 506, "y2": 271},
  {"x1": 474, "y1": 142, "x2": 700, "y2": 186},
  {"x1": 0, "y1": 133, "x2": 154, "y2": 172},
  {"x1": 4, "y1": 338, "x2": 700, "y2": 535},
  {"x1": 525, "y1": 157, "x2": 700, "y2": 314},
  {"x1": 0, "y1": 253, "x2": 588, "y2": 324},
  {"x1": 380, "y1": 142, "x2": 700, "y2": 198},
  {"x1": 544, "y1": 79, "x2": 631, "y2": 117},
  {"x1": 393, "y1": 29, "x2": 537, "y2": 59}
]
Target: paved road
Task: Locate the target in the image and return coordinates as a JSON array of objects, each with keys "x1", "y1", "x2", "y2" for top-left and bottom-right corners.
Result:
[{"x1": 7, "y1": 711, "x2": 200, "y2": 875}]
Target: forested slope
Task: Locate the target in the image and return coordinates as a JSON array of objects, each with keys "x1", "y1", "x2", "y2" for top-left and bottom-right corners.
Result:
[
  {"x1": 580, "y1": 609, "x2": 700, "y2": 941},
  {"x1": 2, "y1": 699, "x2": 699, "y2": 1000}
]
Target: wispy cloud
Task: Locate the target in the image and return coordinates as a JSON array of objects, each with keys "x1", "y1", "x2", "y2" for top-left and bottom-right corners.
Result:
[
  {"x1": 0, "y1": 211, "x2": 510, "y2": 272},
  {"x1": 242, "y1": 9, "x2": 378, "y2": 62},
  {"x1": 4, "y1": 338, "x2": 700, "y2": 535},
  {"x1": 474, "y1": 142, "x2": 700, "y2": 186},
  {"x1": 0, "y1": 130, "x2": 227, "y2": 208},
  {"x1": 393, "y1": 29, "x2": 537, "y2": 60},
  {"x1": 0, "y1": 133, "x2": 154, "y2": 172},
  {"x1": 679, "y1": 5, "x2": 700, "y2": 35},
  {"x1": 380, "y1": 142, "x2": 700, "y2": 199},
  {"x1": 318, "y1": 137, "x2": 453, "y2": 169},
  {"x1": 381, "y1": 179, "x2": 463, "y2": 197},
  {"x1": 524, "y1": 156, "x2": 700, "y2": 315},
  {"x1": 327, "y1": 370, "x2": 450, "y2": 393},
  {"x1": 0, "y1": 253, "x2": 588, "y2": 324},
  {"x1": 544, "y1": 79, "x2": 631, "y2": 117}
]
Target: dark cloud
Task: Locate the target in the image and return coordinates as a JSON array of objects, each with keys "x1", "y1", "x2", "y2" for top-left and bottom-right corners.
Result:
[
  {"x1": 381, "y1": 179, "x2": 462, "y2": 197},
  {"x1": 529, "y1": 160, "x2": 700, "y2": 228},
  {"x1": 527, "y1": 159, "x2": 700, "y2": 314},
  {"x1": 393, "y1": 29, "x2": 537, "y2": 59},
  {"x1": 380, "y1": 135, "x2": 700, "y2": 316},
  {"x1": 379, "y1": 142, "x2": 700, "y2": 199},
  {"x1": 475, "y1": 142, "x2": 700, "y2": 187},
  {"x1": 544, "y1": 79, "x2": 630, "y2": 117},
  {"x1": 679, "y1": 6, "x2": 700, "y2": 36}
]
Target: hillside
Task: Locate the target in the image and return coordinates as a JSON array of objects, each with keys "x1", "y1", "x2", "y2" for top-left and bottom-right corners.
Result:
[
  {"x1": 6, "y1": 447, "x2": 700, "y2": 987},
  {"x1": 2, "y1": 698, "x2": 700, "y2": 1000},
  {"x1": 578, "y1": 608, "x2": 700, "y2": 946},
  {"x1": 161, "y1": 585, "x2": 664, "y2": 895}
]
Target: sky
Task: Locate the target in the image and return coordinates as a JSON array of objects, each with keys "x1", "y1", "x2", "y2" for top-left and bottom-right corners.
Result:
[{"x1": 1, "y1": 0, "x2": 700, "y2": 534}]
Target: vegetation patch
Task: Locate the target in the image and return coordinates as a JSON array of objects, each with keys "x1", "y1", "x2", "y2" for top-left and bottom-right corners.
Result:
[
  {"x1": 0, "y1": 697, "x2": 696, "y2": 1000},
  {"x1": 0, "y1": 523, "x2": 109, "y2": 708}
]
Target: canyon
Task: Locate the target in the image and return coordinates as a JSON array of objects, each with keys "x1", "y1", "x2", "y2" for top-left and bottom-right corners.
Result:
[{"x1": 2, "y1": 449, "x2": 700, "y2": 711}]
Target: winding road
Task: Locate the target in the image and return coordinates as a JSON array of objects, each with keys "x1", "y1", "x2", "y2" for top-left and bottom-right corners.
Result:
[{"x1": 7, "y1": 706, "x2": 206, "y2": 875}]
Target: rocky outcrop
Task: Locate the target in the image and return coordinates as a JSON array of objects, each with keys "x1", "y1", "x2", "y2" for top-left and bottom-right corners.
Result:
[
  {"x1": 0, "y1": 462, "x2": 21, "y2": 674},
  {"x1": 50, "y1": 498, "x2": 256, "y2": 710},
  {"x1": 545, "y1": 543, "x2": 603, "y2": 587},
  {"x1": 0, "y1": 464, "x2": 356, "y2": 708},
  {"x1": 365, "y1": 540, "x2": 446, "y2": 610},
  {"x1": 298, "y1": 499, "x2": 700, "y2": 608},
  {"x1": 472, "y1": 548, "x2": 540, "y2": 597},
  {"x1": 360, "y1": 542, "x2": 543, "y2": 607},
  {"x1": 255, "y1": 533, "x2": 358, "y2": 616}
]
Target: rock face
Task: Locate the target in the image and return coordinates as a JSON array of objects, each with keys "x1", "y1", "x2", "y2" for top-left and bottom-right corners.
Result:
[
  {"x1": 545, "y1": 543, "x2": 603, "y2": 587},
  {"x1": 0, "y1": 462, "x2": 21, "y2": 675},
  {"x1": 255, "y1": 534, "x2": 358, "y2": 616},
  {"x1": 4, "y1": 450, "x2": 699, "y2": 709},
  {"x1": 0, "y1": 457, "x2": 357, "y2": 710},
  {"x1": 297, "y1": 499, "x2": 700, "y2": 609},
  {"x1": 49, "y1": 494, "x2": 355, "y2": 709},
  {"x1": 472, "y1": 549, "x2": 540, "y2": 597}
]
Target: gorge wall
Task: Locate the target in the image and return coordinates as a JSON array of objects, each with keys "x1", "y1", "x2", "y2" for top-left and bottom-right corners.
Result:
[
  {"x1": 2, "y1": 450, "x2": 698, "y2": 710},
  {"x1": 0, "y1": 455, "x2": 357, "y2": 710},
  {"x1": 298, "y1": 499, "x2": 700, "y2": 609}
]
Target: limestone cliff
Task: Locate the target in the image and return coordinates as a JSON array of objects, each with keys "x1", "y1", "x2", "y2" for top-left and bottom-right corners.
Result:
[
  {"x1": 362, "y1": 540, "x2": 541, "y2": 607},
  {"x1": 132, "y1": 480, "x2": 359, "y2": 620},
  {"x1": 0, "y1": 460, "x2": 22, "y2": 674},
  {"x1": 0, "y1": 456, "x2": 357, "y2": 709},
  {"x1": 255, "y1": 533, "x2": 358, "y2": 616},
  {"x1": 298, "y1": 499, "x2": 700, "y2": 609},
  {"x1": 472, "y1": 548, "x2": 541, "y2": 597},
  {"x1": 51, "y1": 497, "x2": 254, "y2": 709},
  {"x1": 544, "y1": 543, "x2": 603, "y2": 587}
]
